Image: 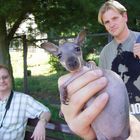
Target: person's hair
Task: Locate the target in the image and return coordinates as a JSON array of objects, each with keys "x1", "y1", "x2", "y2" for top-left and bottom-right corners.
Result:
[
  {"x1": 98, "y1": 0, "x2": 127, "y2": 25},
  {"x1": 0, "y1": 64, "x2": 11, "y2": 75}
]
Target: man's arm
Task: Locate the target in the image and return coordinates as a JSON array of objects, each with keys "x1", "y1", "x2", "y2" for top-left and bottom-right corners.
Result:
[
  {"x1": 127, "y1": 115, "x2": 140, "y2": 140},
  {"x1": 39, "y1": 111, "x2": 51, "y2": 125},
  {"x1": 31, "y1": 111, "x2": 51, "y2": 140}
]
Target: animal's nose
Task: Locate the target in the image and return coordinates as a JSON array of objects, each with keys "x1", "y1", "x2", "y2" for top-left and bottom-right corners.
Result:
[
  {"x1": 66, "y1": 56, "x2": 80, "y2": 70},
  {"x1": 67, "y1": 57, "x2": 78, "y2": 65}
]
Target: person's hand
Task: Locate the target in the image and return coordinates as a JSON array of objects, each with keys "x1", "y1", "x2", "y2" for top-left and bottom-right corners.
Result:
[
  {"x1": 133, "y1": 43, "x2": 140, "y2": 59},
  {"x1": 127, "y1": 115, "x2": 140, "y2": 140},
  {"x1": 58, "y1": 67, "x2": 109, "y2": 140},
  {"x1": 31, "y1": 112, "x2": 51, "y2": 140},
  {"x1": 31, "y1": 120, "x2": 46, "y2": 140}
]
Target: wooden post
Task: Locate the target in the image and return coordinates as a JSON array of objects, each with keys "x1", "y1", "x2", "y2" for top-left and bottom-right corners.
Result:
[{"x1": 23, "y1": 35, "x2": 28, "y2": 94}]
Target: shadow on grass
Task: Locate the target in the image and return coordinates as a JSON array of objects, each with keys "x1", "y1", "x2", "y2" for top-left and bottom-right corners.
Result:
[{"x1": 14, "y1": 71, "x2": 66, "y2": 104}]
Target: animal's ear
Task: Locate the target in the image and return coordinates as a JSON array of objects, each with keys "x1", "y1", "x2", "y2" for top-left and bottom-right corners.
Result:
[
  {"x1": 41, "y1": 42, "x2": 59, "y2": 56},
  {"x1": 74, "y1": 30, "x2": 87, "y2": 45}
]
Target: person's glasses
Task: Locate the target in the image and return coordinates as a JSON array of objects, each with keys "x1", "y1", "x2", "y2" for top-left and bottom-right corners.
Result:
[{"x1": 0, "y1": 75, "x2": 9, "y2": 81}]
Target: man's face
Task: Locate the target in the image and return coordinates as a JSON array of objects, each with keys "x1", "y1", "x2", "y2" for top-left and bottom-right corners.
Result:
[
  {"x1": 102, "y1": 9, "x2": 128, "y2": 37},
  {"x1": 0, "y1": 68, "x2": 11, "y2": 92}
]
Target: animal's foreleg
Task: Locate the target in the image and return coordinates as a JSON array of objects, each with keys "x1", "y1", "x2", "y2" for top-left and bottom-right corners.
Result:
[{"x1": 59, "y1": 84, "x2": 69, "y2": 105}]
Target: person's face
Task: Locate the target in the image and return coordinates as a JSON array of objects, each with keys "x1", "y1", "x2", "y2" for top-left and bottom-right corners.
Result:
[
  {"x1": 0, "y1": 68, "x2": 11, "y2": 92},
  {"x1": 102, "y1": 9, "x2": 128, "y2": 37}
]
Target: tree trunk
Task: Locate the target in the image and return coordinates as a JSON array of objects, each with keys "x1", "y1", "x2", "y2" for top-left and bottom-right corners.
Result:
[{"x1": 0, "y1": 16, "x2": 14, "y2": 88}]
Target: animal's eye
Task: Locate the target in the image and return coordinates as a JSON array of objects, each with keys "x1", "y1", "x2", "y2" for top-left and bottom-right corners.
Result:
[
  {"x1": 75, "y1": 47, "x2": 80, "y2": 52},
  {"x1": 57, "y1": 53, "x2": 62, "y2": 59}
]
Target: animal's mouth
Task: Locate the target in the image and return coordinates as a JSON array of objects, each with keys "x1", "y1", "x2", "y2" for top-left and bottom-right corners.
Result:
[
  {"x1": 66, "y1": 62, "x2": 81, "y2": 72},
  {"x1": 67, "y1": 66, "x2": 81, "y2": 72},
  {"x1": 65, "y1": 57, "x2": 82, "y2": 72}
]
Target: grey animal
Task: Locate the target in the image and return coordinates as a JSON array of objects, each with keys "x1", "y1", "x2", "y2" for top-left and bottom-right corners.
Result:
[{"x1": 41, "y1": 30, "x2": 130, "y2": 140}]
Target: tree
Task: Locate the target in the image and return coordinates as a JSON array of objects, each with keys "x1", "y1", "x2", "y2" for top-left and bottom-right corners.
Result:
[
  {"x1": 0, "y1": 0, "x2": 140, "y2": 80},
  {"x1": 0, "y1": 0, "x2": 100, "y2": 81},
  {"x1": 0, "y1": 0, "x2": 37, "y2": 78}
]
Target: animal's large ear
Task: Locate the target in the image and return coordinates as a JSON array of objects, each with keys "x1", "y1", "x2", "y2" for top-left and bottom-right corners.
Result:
[
  {"x1": 74, "y1": 30, "x2": 87, "y2": 45},
  {"x1": 41, "y1": 42, "x2": 59, "y2": 56}
]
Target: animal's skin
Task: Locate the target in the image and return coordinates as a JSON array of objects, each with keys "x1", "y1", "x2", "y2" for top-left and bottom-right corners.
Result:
[
  {"x1": 41, "y1": 30, "x2": 130, "y2": 140},
  {"x1": 87, "y1": 68, "x2": 130, "y2": 140}
]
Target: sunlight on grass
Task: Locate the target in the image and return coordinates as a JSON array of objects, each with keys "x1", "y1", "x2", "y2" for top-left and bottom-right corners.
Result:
[{"x1": 10, "y1": 48, "x2": 54, "y2": 78}]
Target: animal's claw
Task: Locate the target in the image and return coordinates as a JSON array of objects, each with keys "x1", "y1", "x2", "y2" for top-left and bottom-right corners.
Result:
[{"x1": 62, "y1": 97, "x2": 70, "y2": 105}]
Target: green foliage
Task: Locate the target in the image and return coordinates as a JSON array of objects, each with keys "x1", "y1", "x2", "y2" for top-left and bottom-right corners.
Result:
[
  {"x1": 82, "y1": 33, "x2": 108, "y2": 62},
  {"x1": 120, "y1": 0, "x2": 140, "y2": 31},
  {"x1": 1, "y1": 0, "x2": 140, "y2": 43},
  {"x1": 48, "y1": 55, "x2": 66, "y2": 72},
  {"x1": 35, "y1": 0, "x2": 103, "y2": 36},
  {"x1": 15, "y1": 73, "x2": 62, "y2": 93},
  {"x1": 1, "y1": 0, "x2": 140, "y2": 47},
  {"x1": 0, "y1": 0, "x2": 36, "y2": 23}
]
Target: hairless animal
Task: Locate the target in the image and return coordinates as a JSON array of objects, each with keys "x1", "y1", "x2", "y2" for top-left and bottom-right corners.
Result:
[{"x1": 41, "y1": 30, "x2": 130, "y2": 140}]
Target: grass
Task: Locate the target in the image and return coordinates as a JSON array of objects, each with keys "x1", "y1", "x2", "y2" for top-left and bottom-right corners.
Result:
[
  {"x1": 10, "y1": 48, "x2": 52, "y2": 77},
  {"x1": 14, "y1": 72, "x2": 64, "y2": 104}
]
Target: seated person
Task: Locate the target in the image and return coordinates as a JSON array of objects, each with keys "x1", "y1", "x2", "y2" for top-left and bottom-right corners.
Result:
[{"x1": 0, "y1": 64, "x2": 51, "y2": 140}]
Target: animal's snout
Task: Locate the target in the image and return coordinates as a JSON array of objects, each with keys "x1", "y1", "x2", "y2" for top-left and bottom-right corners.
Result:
[{"x1": 66, "y1": 56, "x2": 81, "y2": 71}]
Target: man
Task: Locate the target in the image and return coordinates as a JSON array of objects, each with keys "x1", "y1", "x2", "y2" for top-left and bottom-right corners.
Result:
[
  {"x1": 59, "y1": 1, "x2": 140, "y2": 140},
  {"x1": 98, "y1": 0, "x2": 140, "y2": 120},
  {"x1": 0, "y1": 64, "x2": 51, "y2": 140}
]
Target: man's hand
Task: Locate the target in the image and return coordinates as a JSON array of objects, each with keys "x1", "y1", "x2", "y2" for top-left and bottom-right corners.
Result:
[
  {"x1": 133, "y1": 43, "x2": 140, "y2": 59},
  {"x1": 31, "y1": 112, "x2": 51, "y2": 140},
  {"x1": 59, "y1": 68, "x2": 109, "y2": 140},
  {"x1": 31, "y1": 120, "x2": 46, "y2": 140},
  {"x1": 127, "y1": 115, "x2": 140, "y2": 140}
]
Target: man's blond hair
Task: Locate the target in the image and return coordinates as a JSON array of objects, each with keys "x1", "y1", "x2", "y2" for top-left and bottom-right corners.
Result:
[{"x1": 98, "y1": 0, "x2": 127, "y2": 25}]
